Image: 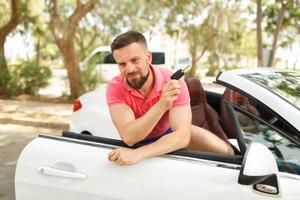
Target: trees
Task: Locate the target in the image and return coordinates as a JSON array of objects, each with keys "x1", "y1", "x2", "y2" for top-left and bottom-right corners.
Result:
[
  {"x1": 1, "y1": 0, "x2": 299, "y2": 99},
  {"x1": 267, "y1": 0, "x2": 293, "y2": 67},
  {"x1": 49, "y1": 0, "x2": 95, "y2": 100},
  {"x1": 256, "y1": 0, "x2": 263, "y2": 67},
  {"x1": 0, "y1": 0, "x2": 21, "y2": 95},
  {"x1": 49, "y1": 0, "x2": 162, "y2": 99},
  {"x1": 256, "y1": 0, "x2": 299, "y2": 67},
  {"x1": 165, "y1": 0, "x2": 252, "y2": 77},
  {"x1": 164, "y1": 0, "x2": 211, "y2": 76}
]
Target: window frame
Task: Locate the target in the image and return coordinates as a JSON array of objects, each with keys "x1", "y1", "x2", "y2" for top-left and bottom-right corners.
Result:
[
  {"x1": 216, "y1": 80, "x2": 299, "y2": 142},
  {"x1": 227, "y1": 101, "x2": 300, "y2": 146},
  {"x1": 227, "y1": 102, "x2": 300, "y2": 175}
]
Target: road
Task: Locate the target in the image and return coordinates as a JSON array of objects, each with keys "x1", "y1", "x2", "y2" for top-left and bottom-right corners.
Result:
[{"x1": 0, "y1": 124, "x2": 61, "y2": 200}]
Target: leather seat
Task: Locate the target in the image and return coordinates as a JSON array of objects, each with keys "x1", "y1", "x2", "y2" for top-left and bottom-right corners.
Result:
[
  {"x1": 220, "y1": 89, "x2": 260, "y2": 138},
  {"x1": 185, "y1": 78, "x2": 228, "y2": 141}
]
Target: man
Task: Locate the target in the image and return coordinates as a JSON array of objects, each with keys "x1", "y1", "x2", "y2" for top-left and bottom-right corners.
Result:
[{"x1": 107, "y1": 31, "x2": 233, "y2": 166}]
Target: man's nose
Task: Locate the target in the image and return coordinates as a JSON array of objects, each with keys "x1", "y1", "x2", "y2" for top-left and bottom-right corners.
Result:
[{"x1": 126, "y1": 62, "x2": 136, "y2": 73}]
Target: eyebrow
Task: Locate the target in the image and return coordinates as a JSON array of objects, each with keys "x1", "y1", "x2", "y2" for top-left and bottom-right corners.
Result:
[
  {"x1": 117, "y1": 61, "x2": 126, "y2": 65},
  {"x1": 117, "y1": 56, "x2": 140, "y2": 65},
  {"x1": 131, "y1": 56, "x2": 140, "y2": 61}
]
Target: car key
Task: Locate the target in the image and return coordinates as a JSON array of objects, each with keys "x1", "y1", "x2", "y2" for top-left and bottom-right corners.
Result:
[{"x1": 170, "y1": 65, "x2": 190, "y2": 80}]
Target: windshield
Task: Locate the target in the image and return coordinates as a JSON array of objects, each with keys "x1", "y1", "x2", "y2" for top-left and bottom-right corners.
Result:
[{"x1": 241, "y1": 71, "x2": 300, "y2": 110}]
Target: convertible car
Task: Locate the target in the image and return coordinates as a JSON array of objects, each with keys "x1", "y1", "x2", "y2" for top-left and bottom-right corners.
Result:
[{"x1": 15, "y1": 68, "x2": 300, "y2": 200}]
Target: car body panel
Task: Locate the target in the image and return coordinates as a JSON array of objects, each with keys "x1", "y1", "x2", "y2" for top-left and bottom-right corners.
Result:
[
  {"x1": 16, "y1": 135, "x2": 300, "y2": 200},
  {"x1": 69, "y1": 86, "x2": 120, "y2": 139}
]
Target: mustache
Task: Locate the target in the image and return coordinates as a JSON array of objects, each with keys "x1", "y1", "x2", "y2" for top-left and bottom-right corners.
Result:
[{"x1": 126, "y1": 72, "x2": 138, "y2": 76}]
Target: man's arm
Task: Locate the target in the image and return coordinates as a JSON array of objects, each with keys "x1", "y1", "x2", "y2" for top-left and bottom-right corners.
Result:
[
  {"x1": 109, "y1": 80, "x2": 181, "y2": 146},
  {"x1": 109, "y1": 102, "x2": 167, "y2": 146},
  {"x1": 134, "y1": 105, "x2": 192, "y2": 158},
  {"x1": 108, "y1": 105, "x2": 191, "y2": 166}
]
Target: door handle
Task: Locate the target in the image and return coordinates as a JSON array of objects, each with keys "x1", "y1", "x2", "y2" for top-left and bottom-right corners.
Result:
[
  {"x1": 38, "y1": 166, "x2": 88, "y2": 179},
  {"x1": 216, "y1": 164, "x2": 240, "y2": 170},
  {"x1": 255, "y1": 184, "x2": 278, "y2": 194}
]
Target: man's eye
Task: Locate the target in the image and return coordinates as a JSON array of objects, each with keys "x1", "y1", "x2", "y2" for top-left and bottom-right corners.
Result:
[
  {"x1": 132, "y1": 58, "x2": 139, "y2": 63},
  {"x1": 119, "y1": 63, "x2": 126, "y2": 68}
]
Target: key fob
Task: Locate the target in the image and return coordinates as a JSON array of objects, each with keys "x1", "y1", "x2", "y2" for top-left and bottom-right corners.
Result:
[{"x1": 170, "y1": 69, "x2": 184, "y2": 80}]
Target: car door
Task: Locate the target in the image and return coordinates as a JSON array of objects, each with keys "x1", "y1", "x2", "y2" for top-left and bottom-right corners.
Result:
[
  {"x1": 15, "y1": 130, "x2": 285, "y2": 200},
  {"x1": 223, "y1": 100, "x2": 300, "y2": 199}
]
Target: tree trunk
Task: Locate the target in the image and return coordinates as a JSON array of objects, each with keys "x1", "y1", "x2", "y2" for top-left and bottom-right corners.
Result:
[
  {"x1": 268, "y1": 0, "x2": 290, "y2": 67},
  {"x1": 60, "y1": 42, "x2": 82, "y2": 100},
  {"x1": 256, "y1": 0, "x2": 263, "y2": 67},
  {"x1": 188, "y1": 44, "x2": 207, "y2": 77},
  {"x1": 207, "y1": 52, "x2": 219, "y2": 76},
  {"x1": 36, "y1": 36, "x2": 41, "y2": 67},
  {"x1": 0, "y1": 0, "x2": 21, "y2": 95},
  {"x1": 0, "y1": 38, "x2": 10, "y2": 95},
  {"x1": 188, "y1": 43, "x2": 197, "y2": 77},
  {"x1": 172, "y1": 31, "x2": 179, "y2": 69},
  {"x1": 0, "y1": 38, "x2": 6, "y2": 68},
  {"x1": 50, "y1": 0, "x2": 95, "y2": 100}
]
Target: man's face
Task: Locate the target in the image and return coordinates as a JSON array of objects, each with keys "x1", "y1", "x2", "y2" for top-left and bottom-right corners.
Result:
[{"x1": 112, "y1": 42, "x2": 152, "y2": 89}]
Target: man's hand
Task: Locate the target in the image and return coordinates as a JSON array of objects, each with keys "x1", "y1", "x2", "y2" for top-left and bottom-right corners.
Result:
[
  {"x1": 158, "y1": 80, "x2": 181, "y2": 111},
  {"x1": 108, "y1": 147, "x2": 143, "y2": 166}
]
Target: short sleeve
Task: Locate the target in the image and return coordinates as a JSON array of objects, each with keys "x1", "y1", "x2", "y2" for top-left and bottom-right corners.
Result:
[
  {"x1": 172, "y1": 78, "x2": 190, "y2": 107},
  {"x1": 106, "y1": 81, "x2": 126, "y2": 106}
]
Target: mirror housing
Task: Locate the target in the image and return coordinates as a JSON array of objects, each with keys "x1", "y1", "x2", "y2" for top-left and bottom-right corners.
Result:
[{"x1": 238, "y1": 143, "x2": 281, "y2": 196}]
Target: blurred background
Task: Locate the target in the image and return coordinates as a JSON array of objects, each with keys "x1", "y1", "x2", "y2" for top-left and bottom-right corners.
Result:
[
  {"x1": 0, "y1": 1, "x2": 300, "y2": 199},
  {"x1": 0, "y1": 0, "x2": 299, "y2": 101}
]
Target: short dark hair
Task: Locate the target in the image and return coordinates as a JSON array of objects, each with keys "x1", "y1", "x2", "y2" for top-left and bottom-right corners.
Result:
[{"x1": 111, "y1": 30, "x2": 148, "y2": 52}]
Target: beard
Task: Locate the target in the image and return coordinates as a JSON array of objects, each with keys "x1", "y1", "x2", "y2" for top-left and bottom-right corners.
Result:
[{"x1": 126, "y1": 69, "x2": 150, "y2": 90}]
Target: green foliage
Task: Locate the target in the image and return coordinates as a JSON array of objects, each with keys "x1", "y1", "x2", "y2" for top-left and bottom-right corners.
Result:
[
  {"x1": 0, "y1": 0, "x2": 10, "y2": 27},
  {"x1": 165, "y1": 0, "x2": 254, "y2": 75},
  {"x1": 261, "y1": 1, "x2": 300, "y2": 49},
  {"x1": 7, "y1": 62, "x2": 51, "y2": 96},
  {"x1": 81, "y1": 57, "x2": 103, "y2": 93},
  {"x1": 0, "y1": 67, "x2": 11, "y2": 92}
]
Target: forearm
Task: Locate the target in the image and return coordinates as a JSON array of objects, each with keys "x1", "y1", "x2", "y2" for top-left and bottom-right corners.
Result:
[
  {"x1": 135, "y1": 106, "x2": 192, "y2": 159},
  {"x1": 119, "y1": 102, "x2": 166, "y2": 146},
  {"x1": 135, "y1": 129, "x2": 190, "y2": 159}
]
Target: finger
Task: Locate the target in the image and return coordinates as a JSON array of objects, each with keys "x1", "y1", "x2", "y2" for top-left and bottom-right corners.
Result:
[
  {"x1": 169, "y1": 95, "x2": 179, "y2": 102},
  {"x1": 108, "y1": 150, "x2": 116, "y2": 160},
  {"x1": 164, "y1": 80, "x2": 177, "y2": 90},
  {"x1": 165, "y1": 83, "x2": 181, "y2": 93},
  {"x1": 110, "y1": 151, "x2": 120, "y2": 161},
  {"x1": 170, "y1": 88, "x2": 181, "y2": 95},
  {"x1": 169, "y1": 80, "x2": 181, "y2": 88},
  {"x1": 165, "y1": 89, "x2": 181, "y2": 98},
  {"x1": 116, "y1": 156, "x2": 125, "y2": 166},
  {"x1": 169, "y1": 79, "x2": 179, "y2": 84}
]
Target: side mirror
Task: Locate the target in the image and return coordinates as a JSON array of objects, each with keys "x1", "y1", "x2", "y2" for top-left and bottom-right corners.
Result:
[{"x1": 238, "y1": 143, "x2": 281, "y2": 196}]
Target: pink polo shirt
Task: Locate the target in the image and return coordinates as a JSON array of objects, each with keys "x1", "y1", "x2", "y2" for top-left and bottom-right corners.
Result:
[{"x1": 106, "y1": 65, "x2": 190, "y2": 139}]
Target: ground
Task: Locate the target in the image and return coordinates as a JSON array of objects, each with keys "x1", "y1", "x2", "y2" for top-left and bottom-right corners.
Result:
[{"x1": 0, "y1": 124, "x2": 61, "y2": 200}]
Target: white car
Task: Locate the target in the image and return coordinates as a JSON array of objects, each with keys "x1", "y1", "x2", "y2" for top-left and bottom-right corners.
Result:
[{"x1": 15, "y1": 68, "x2": 300, "y2": 200}]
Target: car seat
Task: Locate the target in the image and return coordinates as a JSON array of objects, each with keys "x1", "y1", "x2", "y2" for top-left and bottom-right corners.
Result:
[
  {"x1": 185, "y1": 78, "x2": 228, "y2": 141},
  {"x1": 220, "y1": 89, "x2": 260, "y2": 138}
]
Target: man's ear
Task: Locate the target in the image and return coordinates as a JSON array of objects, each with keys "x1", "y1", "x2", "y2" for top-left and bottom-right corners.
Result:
[{"x1": 146, "y1": 51, "x2": 152, "y2": 64}]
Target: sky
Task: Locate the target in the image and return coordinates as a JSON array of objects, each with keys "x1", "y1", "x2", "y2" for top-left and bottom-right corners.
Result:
[{"x1": 5, "y1": 32, "x2": 35, "y2": 63}]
